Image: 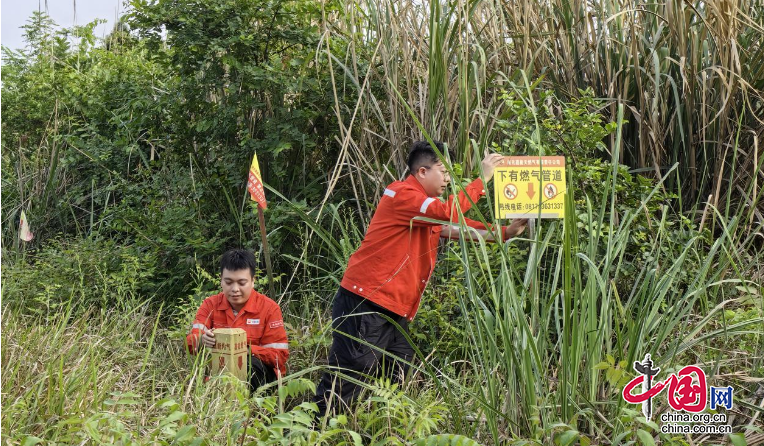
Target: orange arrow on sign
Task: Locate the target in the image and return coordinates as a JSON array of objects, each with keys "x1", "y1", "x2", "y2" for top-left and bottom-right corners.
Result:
[{"x1": 527, "y1": 183, "x2": 535, "y2": 199}]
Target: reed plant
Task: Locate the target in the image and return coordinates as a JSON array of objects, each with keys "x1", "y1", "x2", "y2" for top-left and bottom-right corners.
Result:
[
  {"x1": 313, "y1": 6, "x2": 763, "y2": 438},
  {"x1": 274, "y1": 159, "x2": 763, "y2": 444},
  {"x1": 323, "y1": 0, "x2": 762, "y2": 225},
  {"x1": 397, "y1": 105, "x2": 762, "y2": 443}
]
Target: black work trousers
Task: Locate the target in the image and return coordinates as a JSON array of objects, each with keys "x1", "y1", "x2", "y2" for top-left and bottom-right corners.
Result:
[
  {"x1": 314, "y1": 287, "x2": 414, "y2": 416},
  {"x1": 249, "y1": 355, "x2": 277, "y2": 391}
]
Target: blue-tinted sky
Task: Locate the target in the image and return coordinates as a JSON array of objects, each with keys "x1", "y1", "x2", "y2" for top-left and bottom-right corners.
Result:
[{"x1": 2, "y1": 0, "x2": 123, "y2": 51}]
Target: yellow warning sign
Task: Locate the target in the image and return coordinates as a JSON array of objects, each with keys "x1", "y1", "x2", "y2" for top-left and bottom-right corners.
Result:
[{"x1": 494, "y1": 156, "x2": 566, "y2": 219}]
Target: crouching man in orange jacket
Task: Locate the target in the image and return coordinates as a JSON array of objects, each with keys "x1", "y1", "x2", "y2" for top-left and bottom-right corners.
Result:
[{"x1": 186, "y1": 249, "x2": 288, "y2": 389}]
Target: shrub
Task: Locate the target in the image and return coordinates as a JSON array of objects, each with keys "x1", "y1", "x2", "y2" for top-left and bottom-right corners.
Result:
[{"x1": 2, "y1": 236, "x2": 157, "y2": 317}]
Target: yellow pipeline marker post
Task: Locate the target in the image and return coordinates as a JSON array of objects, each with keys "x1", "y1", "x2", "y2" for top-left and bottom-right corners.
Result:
[
  {"x1": 494, "y1": 156, "x2": 566, "y2": 219},
  {"x1": 210, "y1": 328, "x2": 249, "y2": 383}
]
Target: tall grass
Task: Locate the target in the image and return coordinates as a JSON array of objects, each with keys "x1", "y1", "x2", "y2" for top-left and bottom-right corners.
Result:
[
  {"x1": 323, "y1": 0, "x2": 762, "y2": 226},
  {"x1": 283, "y1": 86, "x2": 763, "y2": 442},
  {"x1": 306, "y1": 2, "x2": 764, "y2": 440},
  {"x1": 315, "y1": 3, "x2": 764, "y2": 436},
  {"x1": 400, "y1": 105, "x2": 763, "y2": 443},
  {"x1": 0, "y1": 295, "x2": 469, "y2": 444}
]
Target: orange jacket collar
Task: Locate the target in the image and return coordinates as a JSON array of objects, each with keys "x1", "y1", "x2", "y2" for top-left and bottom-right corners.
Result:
[{"x1": 404, "y1": 174, "x2": 428, "y2": 195}]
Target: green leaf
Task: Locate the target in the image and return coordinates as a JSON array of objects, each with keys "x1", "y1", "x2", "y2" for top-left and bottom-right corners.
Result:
[
  {"x1": 636, "y1": 417, "x2": 661, "y2": 431},
  {"x1": 728, "y1": 433, "x2": 747, "y2": 446},
  {"x1": 636, "y1": 429, "x2": 655, "y2": 446},
  {"x1": 21, "y1": 437, "x2": 44, "y2": 446},
  {"x1": 555, "y1": 430, "x2": 579, "y2": 446},
  {"x1": 174, "y1": 425, "x2": 196, "y2": 442},
  {"x1": 593, "y1": 361, "x2": 610, "y2": 370},
  {"x1": 735, "y1": 286, "x2": 759, "y2": 296},
  {"x1": 349, "y1": 431, "x2": 363, "y2": 445},
  {"x1": 161, "y1": 410, "x2": 187, "y2": 425},
  {"x1": 606, "y1": 367, "x2": 623, "y2": 385}
]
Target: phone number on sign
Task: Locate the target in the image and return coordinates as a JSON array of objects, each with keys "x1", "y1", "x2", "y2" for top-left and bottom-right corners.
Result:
[{"x1": 499, "y1": 203, "x2": 564, "y2": 212}]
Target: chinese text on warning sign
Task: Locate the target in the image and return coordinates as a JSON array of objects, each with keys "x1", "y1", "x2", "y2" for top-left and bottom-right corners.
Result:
[{"x1": 493, "y1": 156, "x2": 566, "y2": 219}]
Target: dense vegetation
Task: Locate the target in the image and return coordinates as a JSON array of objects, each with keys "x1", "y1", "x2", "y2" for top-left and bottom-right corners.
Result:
[{"x1": 2, "y1": 0, "x2": 762, "y2": 444}]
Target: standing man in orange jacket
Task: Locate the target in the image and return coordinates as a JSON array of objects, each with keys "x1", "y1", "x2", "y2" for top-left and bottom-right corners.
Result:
[
  {"x1": 314, "y1": 140, "x2": 528, "y2": 416},
  {"x1": 187, "y1": 249, "x2": 289, "y2": 389}
]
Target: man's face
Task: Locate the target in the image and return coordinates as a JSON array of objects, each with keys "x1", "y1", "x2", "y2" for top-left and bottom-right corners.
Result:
[
  {"x1": 415, "y1": 161, "x2": 451, "y2": 197},
  {"x1": 221, "y1": 268, "x2": 255, "y2": 309}
]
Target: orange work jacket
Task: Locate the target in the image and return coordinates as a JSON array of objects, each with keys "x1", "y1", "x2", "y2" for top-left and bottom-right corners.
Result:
[
  {"x1": 186, "y1": 290, "x2": 289, "y2": 376},
  {"x1": 340, "y1": 175, "x2": 491, "y2": 320}
]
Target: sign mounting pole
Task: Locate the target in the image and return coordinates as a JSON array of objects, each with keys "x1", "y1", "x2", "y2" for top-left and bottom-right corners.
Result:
[{"x1": 257, "y1": 204, "x2": 276, "y2": 300}]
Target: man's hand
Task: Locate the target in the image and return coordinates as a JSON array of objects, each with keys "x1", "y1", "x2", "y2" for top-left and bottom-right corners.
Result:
[
  {"x1": 201, "y1": 328, "x2": 216, "y2": 349},
  {"x1": 504, "y1": 218, "x2": 529, "y2": 240},
  {"x1": 481, "y1": 153, "x2": 504, "y2": 182}
]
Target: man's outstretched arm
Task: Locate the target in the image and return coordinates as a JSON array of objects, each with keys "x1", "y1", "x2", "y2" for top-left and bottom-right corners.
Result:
[
  {"x1": 440, "y1": 218, "x2": 528, "y2": 242},
  {"x1": 395, "y1": 153, "x2": 506, "y2": 226}
]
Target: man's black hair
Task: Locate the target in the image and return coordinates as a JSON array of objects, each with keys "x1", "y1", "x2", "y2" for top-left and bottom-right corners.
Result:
[
  {"x1": 407, "y1": 140, "x2": 445, "y2": 174},
  {"x1": 220, "y1": 249, "x2": 257, "y2": 276}
]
